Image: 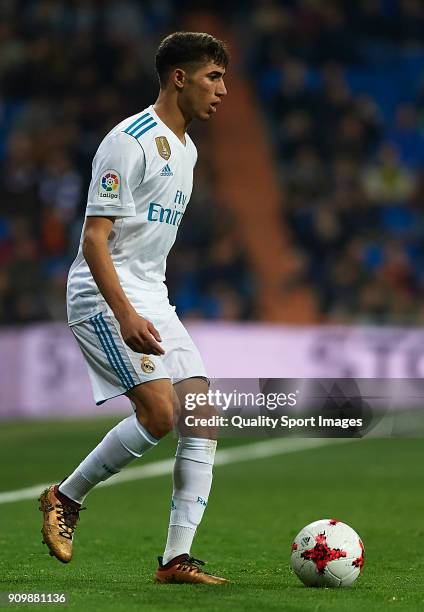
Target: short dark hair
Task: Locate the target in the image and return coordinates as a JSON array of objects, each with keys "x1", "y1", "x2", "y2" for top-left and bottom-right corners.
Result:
[{"x1": 155, "y1": 31, "x2": 229, "y2": 86}]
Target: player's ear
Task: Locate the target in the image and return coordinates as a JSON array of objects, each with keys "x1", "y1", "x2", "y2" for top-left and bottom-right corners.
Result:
[{"x1": 173, "y1": 68, "x2": 185, "y2": 91}]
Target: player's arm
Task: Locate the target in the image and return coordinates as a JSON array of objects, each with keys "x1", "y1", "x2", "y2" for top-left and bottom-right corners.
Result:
[
  {"x1": 82, "y1": 216, "x2": 164, "y2": 355},
  {"x1": 83, "y1": 131, "x2": 164, "y2": 355}
]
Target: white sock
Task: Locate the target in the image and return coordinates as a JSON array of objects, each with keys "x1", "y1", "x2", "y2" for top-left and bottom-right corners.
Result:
[
  {"x1": 59, "y1": 415, "x2": 158, "y2": 503},
  {"x1": 162, "y1": 437, "x2": 217, "y2": 564}
]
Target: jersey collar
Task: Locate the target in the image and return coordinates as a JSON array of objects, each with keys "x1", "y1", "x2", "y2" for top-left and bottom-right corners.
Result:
[{"x1": 149, "y1": 105, "x2": 187, "y2": 149}]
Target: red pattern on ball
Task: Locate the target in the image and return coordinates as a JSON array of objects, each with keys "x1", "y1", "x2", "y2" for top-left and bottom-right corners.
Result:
[
  {"x1": 301, "y1": 532, "x2": 347, "y2": 574},
  {"x1": 352, "y1": 539, "x2": 365, "y2": 571}
]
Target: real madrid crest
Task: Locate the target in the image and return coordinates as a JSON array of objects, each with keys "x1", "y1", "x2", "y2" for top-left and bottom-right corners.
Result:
[
  {"x1": 155, "y1": 136, "x2": 171, "y2": 160},
  {"x1": 141, "y1": 355, "x2": 155, "y2": 373}
]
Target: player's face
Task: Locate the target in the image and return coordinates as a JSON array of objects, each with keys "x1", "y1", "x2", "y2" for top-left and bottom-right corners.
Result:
[{"x1": 182, "y1": 61, "x2": 227, "y2": 121}]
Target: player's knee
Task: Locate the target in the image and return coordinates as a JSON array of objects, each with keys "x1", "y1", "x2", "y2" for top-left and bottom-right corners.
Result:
[
  {"x1": 146, "y1": 404, "x2": 174, "y2": 438},
  {"x1": 135, "y1": 397, "x2": 175, "y2": 438},
  {"x1": 178, "y1": 402, "x2": 219, "y2": 439}
]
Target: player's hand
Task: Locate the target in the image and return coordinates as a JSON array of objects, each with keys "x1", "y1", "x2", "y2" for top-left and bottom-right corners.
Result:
[{"x1": 118, "y1": 311, "x2": 165, "y2": 355}]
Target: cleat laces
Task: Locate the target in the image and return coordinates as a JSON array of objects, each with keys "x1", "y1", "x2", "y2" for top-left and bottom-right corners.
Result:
[
  {"x1": 178, "y1": 557, "x2": 208, "y2": 575},
  {"x1": 55, "y1": 502, "x2": 86, "y2": 539}
]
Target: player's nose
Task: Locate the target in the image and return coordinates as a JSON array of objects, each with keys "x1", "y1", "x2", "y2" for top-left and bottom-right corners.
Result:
[{"x1": 216, "y1": 80, "x2": 227, "y2": 97}]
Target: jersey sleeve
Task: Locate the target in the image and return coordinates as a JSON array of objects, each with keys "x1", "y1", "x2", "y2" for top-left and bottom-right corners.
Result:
[{"x1": 85, "y1": 131, "x2": 145, "y2": 217}]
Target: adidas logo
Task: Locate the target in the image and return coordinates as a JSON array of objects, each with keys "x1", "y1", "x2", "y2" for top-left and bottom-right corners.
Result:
[{"x1": 160, "y1": 164, "x2": 173, "y2": 176}]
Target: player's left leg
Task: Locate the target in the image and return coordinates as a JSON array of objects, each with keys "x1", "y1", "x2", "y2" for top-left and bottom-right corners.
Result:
[{"x1": 155, "y1": 377, "x2": 228, "y2": 585}]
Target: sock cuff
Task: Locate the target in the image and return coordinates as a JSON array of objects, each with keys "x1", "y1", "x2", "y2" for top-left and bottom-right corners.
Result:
[
  {"x1": 176, "y1": 437, "x2": 217, "y2": 464},
  {"x1": 116, "y1": 415, "x2": 158, "y2": 457},
  {"x1": 134, "y1": 417, "x2": 159, "y2": 445}
]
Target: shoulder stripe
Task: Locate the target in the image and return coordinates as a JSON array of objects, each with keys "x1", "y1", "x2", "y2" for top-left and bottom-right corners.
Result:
[
  {"x1": 127, "y1": 116, "x2": 154, "y2": 136},
  {"x1": 132, "y1": 121, "x2": 157, "y2": 139},
  {"x1": 123, "y1": 112, "x2": 151, "y2": 135}
]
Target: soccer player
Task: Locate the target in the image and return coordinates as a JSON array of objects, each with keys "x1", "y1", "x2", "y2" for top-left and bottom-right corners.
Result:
[{"x1": 39, "y1": 32, "x2": 228, "y2": 585}]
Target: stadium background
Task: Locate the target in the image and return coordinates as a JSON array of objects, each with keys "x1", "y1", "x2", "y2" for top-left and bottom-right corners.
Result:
[
  {"x1": 2, "y1": 0, "x2": 424, "y2": 327},
  {"x1": 1, "y1": 1, "x2": 424, "y2": 610}
]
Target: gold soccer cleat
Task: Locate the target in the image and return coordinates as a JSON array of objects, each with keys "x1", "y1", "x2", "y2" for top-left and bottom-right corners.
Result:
[
  {"x1": 155, "y1": 554, "x2": 229, "y2": 585},
  {"x1": 38, "y1": 485, "x2": 84, "y2": 563}
]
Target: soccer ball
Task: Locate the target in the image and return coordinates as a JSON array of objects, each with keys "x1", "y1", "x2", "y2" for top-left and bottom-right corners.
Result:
[{"x1": 290, "y1": 519, "x2": 364, "y2": 587}]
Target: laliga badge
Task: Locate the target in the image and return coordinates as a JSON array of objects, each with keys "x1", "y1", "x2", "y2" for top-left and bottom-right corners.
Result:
[
  {"x1": 141, "y1": 355, "x2": 155, "y2": 373},
  {"x1": 155, "y1": 136, "x2": 171, "y2": 160},
  {"x1": 98, "y1": 170, "x2": 120, "y2": 200}
]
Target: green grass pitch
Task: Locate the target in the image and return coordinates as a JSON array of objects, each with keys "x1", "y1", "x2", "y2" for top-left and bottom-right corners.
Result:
[{"x1": 0, "y1": 417, "x2": 423, "y2": 611}]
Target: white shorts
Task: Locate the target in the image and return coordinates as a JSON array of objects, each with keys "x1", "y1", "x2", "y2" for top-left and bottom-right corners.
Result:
[{"x1": 70, "y1": 308, "x2": 207, "y2": 405}]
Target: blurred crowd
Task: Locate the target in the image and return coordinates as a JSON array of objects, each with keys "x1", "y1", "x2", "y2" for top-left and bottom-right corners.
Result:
[
  {"x1": 0, "y1": 0, "x2": 253, "y2": 324},
  {"x1": 2, "y1": 0, "x2": 424, "y2": 326},
  {"x1": 245, "y1": 0, "x2": 424, "y2": 323}
]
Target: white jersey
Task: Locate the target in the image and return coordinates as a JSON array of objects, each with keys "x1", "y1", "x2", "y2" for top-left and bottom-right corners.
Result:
[{"x1": 67, "y1": 105, "x2": 197, "y2": 325}]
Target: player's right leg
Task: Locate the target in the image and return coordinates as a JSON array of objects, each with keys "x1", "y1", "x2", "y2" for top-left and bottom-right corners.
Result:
[
  {"x1": 39, "y1": 378, "x2": 175, "y2": 563},
  {"x1": 39, "y1": 313, "x2": 176, "y2": 563}
]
